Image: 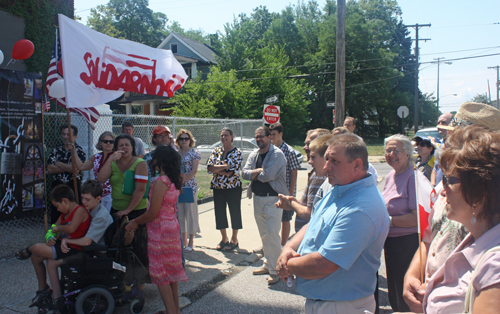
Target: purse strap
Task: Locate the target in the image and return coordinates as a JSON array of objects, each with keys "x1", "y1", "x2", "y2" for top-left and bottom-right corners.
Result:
[{"x1": 463, "y1": 245, "x2": 500, "y2": 313}]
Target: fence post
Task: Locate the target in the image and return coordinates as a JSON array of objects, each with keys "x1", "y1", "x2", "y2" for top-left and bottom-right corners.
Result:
[{"x1": 172, "y1": 116, "x2": 176, "y2": 135}]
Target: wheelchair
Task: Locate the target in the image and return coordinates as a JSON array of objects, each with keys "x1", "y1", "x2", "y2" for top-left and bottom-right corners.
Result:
[{"x1": 42, "y1": 217, "x2": 147, "y2": 314}]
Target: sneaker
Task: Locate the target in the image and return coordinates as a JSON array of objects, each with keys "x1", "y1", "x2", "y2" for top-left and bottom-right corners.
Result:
[
  {"x1": 267, "y1": 275, "x2": 280, "y2": 285},
  {"x1": 253, "y1": 267, "x2": 269, "y2": 275}
]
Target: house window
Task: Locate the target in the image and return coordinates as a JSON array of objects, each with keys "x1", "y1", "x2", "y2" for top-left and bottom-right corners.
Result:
[{"x1": 170, "y1": 43, "x2": 178, "y2": 53}]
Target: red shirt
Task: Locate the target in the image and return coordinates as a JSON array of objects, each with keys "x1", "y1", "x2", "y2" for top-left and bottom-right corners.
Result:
[{"x1": 61, "y1": 205, "x2": 91, "y2": 250}]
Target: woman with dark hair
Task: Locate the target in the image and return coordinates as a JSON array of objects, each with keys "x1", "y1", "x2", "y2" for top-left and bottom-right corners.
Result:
[
  {"x1": 97, "y1": 134, "x2": 150, "y2": 283},
  {"x1": 413, "y1": 136, "x2": 435, "y2": 181},
  {"x1": 207, "y1": 127, "x2": 243, "y2": 251},
  {"x1": 73, "y1": 131, "x2": 115, "y2": 210},
  {"x1": 126, "y1": 145, "x2": 188, "y2": 314},
  {"x1": 175, "y1": 129, "x2": 201, "y2": 252},
  {"x1": 421, "y1": 125, "x2": 500, "y2": 313}
]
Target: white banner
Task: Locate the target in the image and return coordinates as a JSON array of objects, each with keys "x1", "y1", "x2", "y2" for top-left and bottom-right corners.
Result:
[{"x1": 58, "y1": 14, "x2": 187, "y2": 108}]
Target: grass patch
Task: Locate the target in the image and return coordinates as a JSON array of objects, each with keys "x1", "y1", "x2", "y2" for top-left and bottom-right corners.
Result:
[{"x1": 364, "y1": 137, "x2": 385, "y2": 157}]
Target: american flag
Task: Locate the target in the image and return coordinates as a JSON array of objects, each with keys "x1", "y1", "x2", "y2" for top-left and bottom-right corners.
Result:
[
  {"x1": 46, "y1": 33, "x2": 100, "y2": 129},
  {"x1": 42, "y1": 98, "x2": 50, "y2": 112}
]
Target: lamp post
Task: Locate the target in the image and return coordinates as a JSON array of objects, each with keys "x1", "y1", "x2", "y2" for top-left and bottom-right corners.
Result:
[{"x1": 433, "y1": 57, "x2": 452, "y2": 110}]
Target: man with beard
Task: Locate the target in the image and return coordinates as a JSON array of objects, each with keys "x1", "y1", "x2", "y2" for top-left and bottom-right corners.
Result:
[{"x1": 242, "y1": 126, "x2": 287, "y2": 285}]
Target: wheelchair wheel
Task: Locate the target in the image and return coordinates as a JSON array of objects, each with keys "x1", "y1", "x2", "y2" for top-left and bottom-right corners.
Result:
[
  {"x1": 75, "y1": 287, "x2": 115, "y2": 314},
  {"x1": 129, "y1": 298, "x2": 145, "y2": 314}
]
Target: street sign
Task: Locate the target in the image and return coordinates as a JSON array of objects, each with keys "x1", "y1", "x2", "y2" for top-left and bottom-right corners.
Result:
[
  {"x1": 397, "y1": 106, "x2": 409, "y2": 118},
  {"x1": 266, "y1": 94, "x2": 279, "y2": 104},
  {"x1": 327, "y1": 102, "x2": 335, "y2": 107},
  {"x1": 263, "y1": 105, "x2": 280, "y2": 124}
]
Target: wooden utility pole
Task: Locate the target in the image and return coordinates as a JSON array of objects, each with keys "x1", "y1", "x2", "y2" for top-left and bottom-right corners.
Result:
[
  {"x1": 405, "y1": 23, "x2": 431, "y2": 133},
  {"x1": 335, "y1": 0, "x2": 346, "y2": 126},
  {"x1": 488, "y1": 66, "x2": 500, "y2": 109}
]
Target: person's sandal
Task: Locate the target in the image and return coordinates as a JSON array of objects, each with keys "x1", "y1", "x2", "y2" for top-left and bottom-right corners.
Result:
[
  {"x1": 15, "y1": 247, "x2": 32, "y2": 260},
  {"x1": 216, "y1": 241, "x2": 228, "y2": 251},
  {"x1": 224, "y1": 242, "x2": 239, "y2": 251},
  {"x1": 30, "y1": 286, "x2": 51, "y2": 307}
]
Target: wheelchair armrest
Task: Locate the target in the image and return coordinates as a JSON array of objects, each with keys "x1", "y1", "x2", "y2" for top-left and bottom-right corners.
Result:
[{"x1": 82, "y1": 244, "x2": 109, "y2": 251}]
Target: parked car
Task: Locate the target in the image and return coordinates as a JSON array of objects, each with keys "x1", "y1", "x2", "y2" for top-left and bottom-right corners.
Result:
[
  {"x1": 412, "y1": 127, "x2": 442, "y2": 154},
  {"x1": 197, "y1": 137, "x2": 304, "y2": 166},
  {"x1": 414, "y1": 127, "x2": 442, "y2": 142}
]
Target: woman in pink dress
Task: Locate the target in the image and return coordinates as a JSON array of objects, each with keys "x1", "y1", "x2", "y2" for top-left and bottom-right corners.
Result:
[{"x1": 126, "y1": 145, "x2": 187, "y2": 314}]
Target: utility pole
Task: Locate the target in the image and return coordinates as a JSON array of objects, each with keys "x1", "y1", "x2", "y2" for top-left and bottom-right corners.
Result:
[
  {"x1": 335, "y1": 0, "x2": 346, "y2": 126},
  {"x1": 488, "y1": 66, "x2": 500, "y2": 109},
  {"x1": 432, "y1": 57, "x2": 452, "y2": 111},
  {"x1": 405, "y1": 23, "x2": 431, "y2": 133}
]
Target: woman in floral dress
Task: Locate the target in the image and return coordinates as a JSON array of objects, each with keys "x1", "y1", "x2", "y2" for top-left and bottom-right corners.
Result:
[{"x1": 126, "y1": 145, "x2": 187, "y2": 314}]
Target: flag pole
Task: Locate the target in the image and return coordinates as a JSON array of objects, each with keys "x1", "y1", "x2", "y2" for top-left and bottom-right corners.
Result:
[
  {"x1": 41, "y1": 93, "x2": 49, "y2": 232},
  {"x1": 414, "y1": 164, "x2": 424, "y2": 284},
  {"x1": 66, "y1": 109, "x2": 79, "y2": 204}
]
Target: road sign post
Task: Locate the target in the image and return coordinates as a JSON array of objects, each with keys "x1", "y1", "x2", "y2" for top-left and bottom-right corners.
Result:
[
  {"x1": 263, "y1": 105, "x2": 280, "y2": 124},
  {"x1": 397, "y1": 106, "x2": 409, "y2": 134}
]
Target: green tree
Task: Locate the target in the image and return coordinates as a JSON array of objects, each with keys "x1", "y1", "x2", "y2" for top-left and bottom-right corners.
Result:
[
  {"x1": 166, "y1": 21, "x2": 210, "y2": 44},
  {"x1": 470, "y1": 93, "x2": 489, "y2": 104},
  {"x1": 170, "y1": 67, "x2": 258, "y2": 119},
  {"x1": 86, "y1": 0, "x2": 168, "y2": 47}
]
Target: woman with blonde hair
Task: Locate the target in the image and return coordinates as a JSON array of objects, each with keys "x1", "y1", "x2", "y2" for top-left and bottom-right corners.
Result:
[{"x1": 175, "y1": 129, "x2": 201, "y2": 252}]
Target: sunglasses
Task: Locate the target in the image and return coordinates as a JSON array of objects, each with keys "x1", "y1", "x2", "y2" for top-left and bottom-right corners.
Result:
[
  {"x1": 178, "y1": 137, "x2": 190, "y2": 141},
  {"x1": 417, "y1": 142, "x2": 431, "y2": 147},
  {"x1": 443, "y1": 175, "x2": 461, "y2": 186},
  {"x1": 101, "y1": 140, "x2": 115, "y2": 144}
]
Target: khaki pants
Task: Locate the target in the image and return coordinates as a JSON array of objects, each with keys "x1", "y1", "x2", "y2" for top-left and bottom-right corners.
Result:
[
  {"x1": 253, "y1": 195, "x2": 282, "y2": 275},
  {"x1": 305, "y1": 295, "x2": 375, "y2": 314}
]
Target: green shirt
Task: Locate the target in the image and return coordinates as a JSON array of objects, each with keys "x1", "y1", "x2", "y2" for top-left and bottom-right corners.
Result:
[{"x1": 110, "y1": 158, "x2": 148, "y2": 211}]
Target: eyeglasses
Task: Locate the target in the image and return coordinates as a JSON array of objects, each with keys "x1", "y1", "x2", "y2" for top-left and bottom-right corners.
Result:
[
  {"x1": 178, "y1": 137, "x2": 190, "y2": 141},
  {"x1": 255, "y1": 135, "x2": 267, "y2": 140},
  {"x1": 443, "y1": 175, "x2": 461, "y2": 186},
  {"x1": 385, "y1": 149, "x2": 403, "y2": 155},
  {"x1": 101, "y1": 140, "x2": 114, "y2": 144},
  {"x1": 156, "y1": 134, "x2": 169, "y2": 139}
]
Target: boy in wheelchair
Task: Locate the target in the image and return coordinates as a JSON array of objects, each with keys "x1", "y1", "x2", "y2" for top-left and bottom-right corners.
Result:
[{"x1": 39, "y1": 180, "x2": 147, "y2": 314}]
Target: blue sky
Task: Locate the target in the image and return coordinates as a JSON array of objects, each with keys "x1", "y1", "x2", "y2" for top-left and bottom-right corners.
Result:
[{"x1": 75, "y1": 0, "x2": 500, "y2": 113}]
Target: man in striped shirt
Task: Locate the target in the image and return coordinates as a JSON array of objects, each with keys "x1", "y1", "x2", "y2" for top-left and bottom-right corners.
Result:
[{"x1": 270, "y1": 123, "x2": 301, "y2": 246}]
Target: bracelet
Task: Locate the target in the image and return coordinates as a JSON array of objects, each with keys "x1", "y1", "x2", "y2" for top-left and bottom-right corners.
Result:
[{"x1": 390, "y1": 216, "x2": 394, "y2": 227}]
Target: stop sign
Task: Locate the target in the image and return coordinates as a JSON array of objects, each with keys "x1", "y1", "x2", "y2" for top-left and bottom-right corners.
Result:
[{"x1": 263, "y1": 105, "x2": 280, "y2": 124}]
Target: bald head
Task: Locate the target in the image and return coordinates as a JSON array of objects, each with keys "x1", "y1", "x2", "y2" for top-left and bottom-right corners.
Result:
[{"x1": 437, "y1": 113, "x2": 454, "y2": 138}]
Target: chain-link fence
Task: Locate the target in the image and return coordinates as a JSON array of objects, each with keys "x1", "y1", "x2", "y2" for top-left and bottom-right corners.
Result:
[{"x1": 2, "y1": 112, "x2": 263, "y2": 260}]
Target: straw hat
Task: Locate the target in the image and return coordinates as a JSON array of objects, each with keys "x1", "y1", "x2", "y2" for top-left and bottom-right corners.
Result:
[{"x1": 443, "y1": 102, "x2": 500, "y2": 131}]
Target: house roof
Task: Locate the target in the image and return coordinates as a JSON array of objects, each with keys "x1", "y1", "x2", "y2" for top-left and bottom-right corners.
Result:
[{"x1": 157, "y1": 32, "x2": 218, "y2": 65}]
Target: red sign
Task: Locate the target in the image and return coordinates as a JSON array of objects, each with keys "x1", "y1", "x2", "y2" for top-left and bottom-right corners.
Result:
[{"x1": 263, "y1": 105, "x2": 280, "y2": 124}]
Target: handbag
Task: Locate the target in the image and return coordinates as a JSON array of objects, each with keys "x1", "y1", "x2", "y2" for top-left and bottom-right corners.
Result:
[
  {"x1": 463, "y1": 245, "x2": 500, "y2": 313},
  {"x1": 122, "y1": 170, "x2": 150, "y2": 198}
]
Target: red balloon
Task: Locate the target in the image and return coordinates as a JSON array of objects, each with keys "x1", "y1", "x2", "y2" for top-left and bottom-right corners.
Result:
[
  {"x1": 57, "y1": 61, "x2": 63, "y2": 77},
  {"x1": 12, "y1": 39, "x2": 34, "y2": 60}
]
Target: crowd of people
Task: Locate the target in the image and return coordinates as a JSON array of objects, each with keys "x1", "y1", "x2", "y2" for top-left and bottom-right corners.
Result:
[{"x1": 13, "y1": 101, "x2": 500, "y2": 314}]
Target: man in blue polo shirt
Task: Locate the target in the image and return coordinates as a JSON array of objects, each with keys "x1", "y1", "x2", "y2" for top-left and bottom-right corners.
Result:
[{"x1": 277, "y1": 134, "x2": 389, "y2": 314}]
